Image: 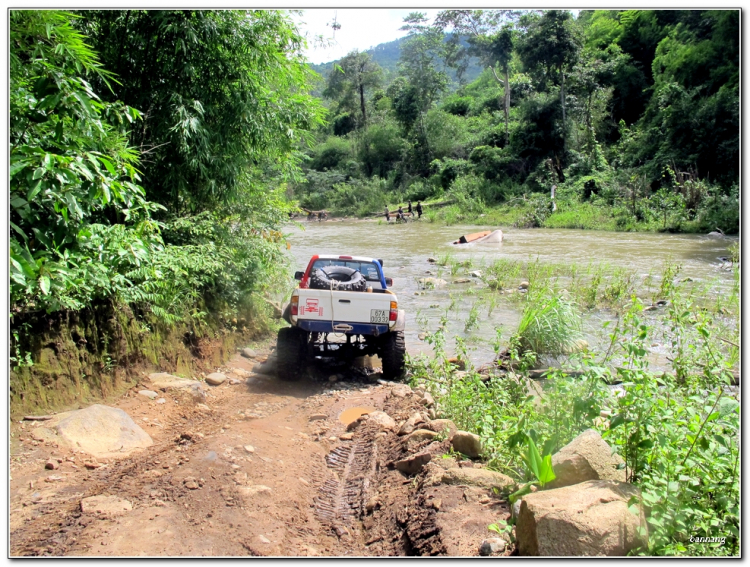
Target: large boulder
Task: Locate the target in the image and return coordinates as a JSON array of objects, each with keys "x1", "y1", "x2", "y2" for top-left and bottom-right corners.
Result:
[
  {"x1": 516, "y1": 480, "x2": 648, "y2": 556},
  {"x1": 32, "y1": 404, "x2": 153, "y2": 458},
  {"x1": 548, "y1": 429, "x2": 625, "y2": 489},
  {"x1": 451, "y1": 431, "x2": 482, "y2": 458}
]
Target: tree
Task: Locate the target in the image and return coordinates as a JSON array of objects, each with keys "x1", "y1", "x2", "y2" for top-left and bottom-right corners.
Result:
[
  {"x1": 323, "y1": 50, "x2": 382, "y2": 129},
  {"x1": 398, "y1": 13, "x2": 450, "y2": 116},
  {"x1": 76, "y1": 10, "x2": 325, "y2": 214},
  {"x1": 436, "y1": 10, "x2": 519, "y2": 143},
  {"x1": 517, "y1": 10, "x2": 582, "y2": 147},
  {"x1": 10, "y1": 10, "x2": 163, "y2": 313},
  {"x1": 394, "y1": 13, "x2": 451, "y2": 175}
]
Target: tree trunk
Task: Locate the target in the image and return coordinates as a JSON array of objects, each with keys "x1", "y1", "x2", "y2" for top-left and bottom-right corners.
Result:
[
  {"x1": 560, "y1": 68, "x2": 566, "y2": 148},
  {"x1": 359, "y1": 83, "x2": 367, "y2": 128},
  {"x1": 504, "y1": 65, "x2": 510, "y2": 145}
]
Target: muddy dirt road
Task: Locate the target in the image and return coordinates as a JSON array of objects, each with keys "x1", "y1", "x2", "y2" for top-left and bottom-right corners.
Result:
[{"x1": 9, "y1": 340, "x2": 511, "y2": 557}]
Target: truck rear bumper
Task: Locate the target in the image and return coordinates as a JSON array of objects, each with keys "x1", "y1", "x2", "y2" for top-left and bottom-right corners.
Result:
[{"x1": 297, "y1": 319, "x2": 390, "y2": 336}]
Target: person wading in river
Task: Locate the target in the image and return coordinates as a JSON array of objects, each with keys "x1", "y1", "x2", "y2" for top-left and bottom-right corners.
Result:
[
  {"x1": 408, "y1": 200, "x2": 413, "y2": 215},
  {"x1": 384, "y1": 205, "x2": 390, "y2": 222},
  {"x1": 415, "y1": 201, "x2": 423, "y2": 219}
]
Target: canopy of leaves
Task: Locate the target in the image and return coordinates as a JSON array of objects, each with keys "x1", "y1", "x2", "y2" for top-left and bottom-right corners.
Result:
[{"x1": 77, "y1": 10, "x2": 325, "y2": 214}]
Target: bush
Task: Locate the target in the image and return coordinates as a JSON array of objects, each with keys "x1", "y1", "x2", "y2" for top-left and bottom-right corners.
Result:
[
  {"x1": 514, "y1": 288, "x2": 583, "y2": 355},
  {"x1": 310, "y1": 136, "x2": 352, "y2": 171},
  {"x1": 358, "y1": 119, "x2": 405, "y2": 177},
  {"x1": 694, "y1": 184, "x2": 739, "y2": 234},
  {"x1": 441, "y1": 94, "x2": 472, "y2": 116}
]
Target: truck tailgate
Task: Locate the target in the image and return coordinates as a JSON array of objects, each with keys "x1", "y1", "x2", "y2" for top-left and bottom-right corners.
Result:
[{"x1": 296, "y1": 289, "x2": 392, "y2": 324}]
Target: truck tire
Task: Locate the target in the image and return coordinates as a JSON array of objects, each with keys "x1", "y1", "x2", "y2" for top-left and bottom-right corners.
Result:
[
  {"x1": 276, "y1": 327, "x2": 308, "y2": 381},
  {"x1": 380, "y1": 331, "x2": 406, "y2": 381},
  {"x1": 310, "y1": 266, "x2": 367, "y2": 292}
]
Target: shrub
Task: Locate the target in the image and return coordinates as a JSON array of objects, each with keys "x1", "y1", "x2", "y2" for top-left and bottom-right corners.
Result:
[
  {"x1": 514, "y1": 289, "x2": 583, "y2": 355},
  {"x1": 310, "y1": 136, "x2": 352, "y2": 171}
]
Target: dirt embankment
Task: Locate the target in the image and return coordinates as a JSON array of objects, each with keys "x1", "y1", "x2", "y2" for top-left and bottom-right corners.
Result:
[{"x1": 10, "y1": 342, "x2": 512, "y2": 557}]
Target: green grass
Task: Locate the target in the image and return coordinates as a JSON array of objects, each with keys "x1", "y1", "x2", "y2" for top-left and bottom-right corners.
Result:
[{"x1": 514, "y1": 289, "x2": 583, "y2": 355}]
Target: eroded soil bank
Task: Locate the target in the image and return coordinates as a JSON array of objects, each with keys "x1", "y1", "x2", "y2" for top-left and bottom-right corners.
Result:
[{"x1": 9, "y1": 340, "x2": 511, "y2": 557}]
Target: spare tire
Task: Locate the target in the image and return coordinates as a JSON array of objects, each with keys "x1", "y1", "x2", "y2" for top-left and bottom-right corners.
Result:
[{"x1": 309, "y1": 266, "x2": 367, "y2": 292}]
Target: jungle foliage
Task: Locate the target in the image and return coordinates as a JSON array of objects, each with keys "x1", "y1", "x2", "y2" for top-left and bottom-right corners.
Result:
[
  {"x1": 294, "y1": 9, "x2": 739, "y2": 234},
  {"x1": 10, "y1": 10, "x2": 323, "y2": 328}
]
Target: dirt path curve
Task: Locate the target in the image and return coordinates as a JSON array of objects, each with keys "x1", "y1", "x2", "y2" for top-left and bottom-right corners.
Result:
[{"x1": 10, "y1": 340, "x2": 510, "y2": 557}]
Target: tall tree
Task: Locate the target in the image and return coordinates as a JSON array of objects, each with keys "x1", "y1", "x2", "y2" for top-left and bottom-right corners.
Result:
[
  {"x1": 517, "y1": 10, "x2": 582, "y2": 147},
  {"x1": 323, "y1": 50, "x2": 382, "y2": 129},
  {"x1": 398, "y1": 13, "x2": 450, "y2": 116},
  {"x1": 394, "y1": 13, "x2": 452, "y2": 174},
  {"x1": 436, "y1": 10, "x2": 519, "y2": 144}
]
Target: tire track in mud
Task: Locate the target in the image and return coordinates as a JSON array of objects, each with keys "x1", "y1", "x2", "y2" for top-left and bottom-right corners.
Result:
[{"x1": 314, "y1": 428, "x2": 378, "y2": 540}]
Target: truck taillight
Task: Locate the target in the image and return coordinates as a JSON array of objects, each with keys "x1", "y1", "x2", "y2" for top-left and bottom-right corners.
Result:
[
  {"x1": 291, "y1": 295, "x2": 299, "y2": 316},
  {"x1": 389, "y1": 300, "x2": 398, "y2": 322}
]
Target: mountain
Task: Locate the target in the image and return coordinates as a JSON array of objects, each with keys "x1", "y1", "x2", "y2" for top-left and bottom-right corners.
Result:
[{"x1": 309, "y1": 35, "x2": 484, "y2": 92}]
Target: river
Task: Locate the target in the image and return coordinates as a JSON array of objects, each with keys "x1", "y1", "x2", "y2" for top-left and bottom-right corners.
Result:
[{"x1": 285, "y1": 219, "x2": 737, "y2": 367}]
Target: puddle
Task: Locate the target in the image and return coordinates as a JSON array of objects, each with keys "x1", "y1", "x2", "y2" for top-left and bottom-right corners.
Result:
[{"x1": 339, "y1": 406, "x2": 376, "y2": 426}]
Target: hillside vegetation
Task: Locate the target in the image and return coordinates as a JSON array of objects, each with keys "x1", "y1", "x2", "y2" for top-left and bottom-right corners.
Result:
[
  {"x1": 9, "y1": 10, "x2": 323, "y2": 409},
  {"x1": 295, "y1": 10, "x2": 739, "y2": 234}
]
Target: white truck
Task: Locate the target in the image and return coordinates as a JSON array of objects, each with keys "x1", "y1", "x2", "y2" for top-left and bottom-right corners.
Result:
[{"x1": 278, "y1": 254, "x2": 406, "y2": 381}]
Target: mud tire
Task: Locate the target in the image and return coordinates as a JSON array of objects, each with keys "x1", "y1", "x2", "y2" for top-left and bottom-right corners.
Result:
[
  {"x1": 379, "y1": 331, "x2": 406, "y2": 381},
  {"x1": 310, "y1": 266, "x2": 367, "y2": 292},
  {"x1": 276, "y1": 327, "x2": 308, "y2": 381}
]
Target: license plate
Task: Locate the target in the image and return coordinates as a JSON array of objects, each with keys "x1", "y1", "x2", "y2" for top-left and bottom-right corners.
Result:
[{"x1": 370, "y1": 309, "x2": 389, "y2": 323}]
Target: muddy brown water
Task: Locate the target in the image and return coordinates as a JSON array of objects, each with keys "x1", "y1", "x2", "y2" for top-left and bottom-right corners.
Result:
[
  {"x1": 338, "y1": 406, "x2": 375, "y2": 426},
  {"x1": 285, "y1": 220, "x2": 737, "y2": 367}
]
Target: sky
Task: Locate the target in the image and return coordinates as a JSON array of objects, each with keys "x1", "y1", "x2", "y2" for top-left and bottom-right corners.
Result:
[{"x1": 292, "y1": 9, "x2": 442, "y2": 65}]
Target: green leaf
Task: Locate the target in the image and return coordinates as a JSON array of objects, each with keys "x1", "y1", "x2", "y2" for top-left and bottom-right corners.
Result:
[
  {"x1": 527, "y1": 435, "x2": 543, "y2": 482},
  {"x1": 97, "y1": 155, "x2": 117, "y2": 175},
  {"x1": 10, "y1": 196, "x2": 28, "y2": 209},
  {"x1": 610, "y1": 413, "x2": 627, "y2": 429},
  {"x1": 10, "y1": 160, "x2": 29, "y2": 177},
  {"x1": 508, "y1": 482, "x2": 534, "y2": 504},
  {"x1": 10, "y1": 221, "x2": 27, "y2": 241},
  {"x1": 538, "y1": 454, "x2": 556, "y2": 486},
  {"x1": 39, "y1": 275, "x2": 50, "y2": 295},
  {"x1": 27, "y1": 179, "x2": 43, "y2": 201}
]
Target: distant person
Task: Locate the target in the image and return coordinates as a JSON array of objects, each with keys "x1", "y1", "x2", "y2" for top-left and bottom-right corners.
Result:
[
  {"x1": 416, "y1": 201, "x2": 423, "y2": 219},
  {"x1": 398, "y1": 205, "x2": 404, "y2": 217},
  {"x1": 407, "y1": 200, "x2": 413, "y2": 215},
  {"x1": 384, "y1": 205, "x2": 390, "y2": 222}
]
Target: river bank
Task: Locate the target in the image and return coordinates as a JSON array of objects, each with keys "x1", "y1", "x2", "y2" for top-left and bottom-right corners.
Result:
[{"x1": 300, "y1": 199, "x2": 740, "y2": 237}]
